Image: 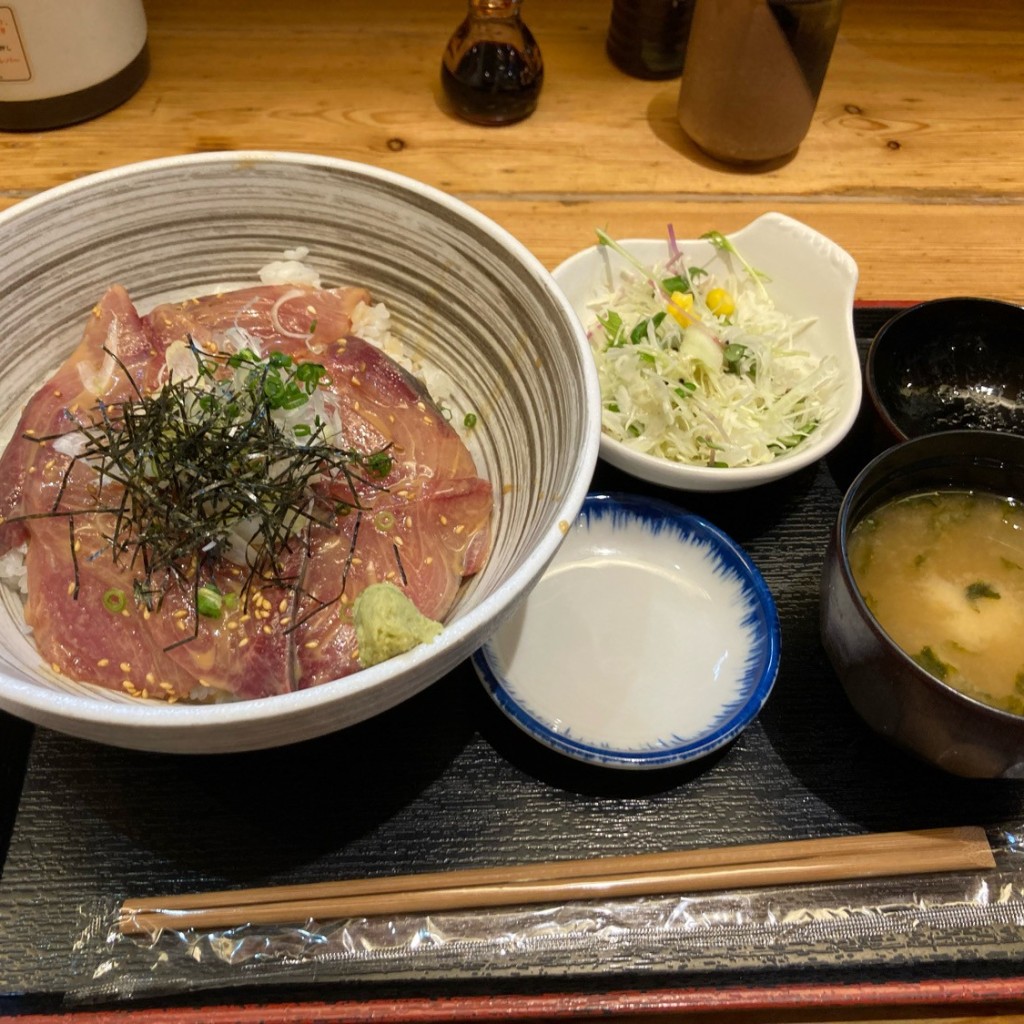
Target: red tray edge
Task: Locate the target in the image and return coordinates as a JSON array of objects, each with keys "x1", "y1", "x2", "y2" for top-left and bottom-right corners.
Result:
[{"x1": 11, "y1": 976, "x2": 1024, "y2": 1023}]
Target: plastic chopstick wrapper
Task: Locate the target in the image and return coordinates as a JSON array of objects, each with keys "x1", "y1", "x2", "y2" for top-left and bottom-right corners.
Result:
[{"x1": 66, "y1": 824, "x2": 1024, "y2": 1004}]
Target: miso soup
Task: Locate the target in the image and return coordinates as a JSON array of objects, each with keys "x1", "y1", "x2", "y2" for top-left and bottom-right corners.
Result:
[{"x1": 848, "y1": 489, "x2": 1024, "y2": 716}]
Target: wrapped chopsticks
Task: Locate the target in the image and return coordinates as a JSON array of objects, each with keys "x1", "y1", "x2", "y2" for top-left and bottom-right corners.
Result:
[{"x1": 118, "y1": 826, "x2": 994, "y2": 935}]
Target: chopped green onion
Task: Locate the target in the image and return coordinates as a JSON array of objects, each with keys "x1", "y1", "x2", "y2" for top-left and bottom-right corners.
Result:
[
  {"x1": 463, "y1": 412, "x2": 477, "y2": 429},
  {"x1": 19, "y1": 336, "x2": 392, "y2": 640},
  {"x1": 365, "y1": 451, "x2": 393, "y2": 477}
]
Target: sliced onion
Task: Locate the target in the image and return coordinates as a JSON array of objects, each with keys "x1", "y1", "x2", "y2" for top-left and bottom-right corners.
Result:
[{"x1": 269, "y1": 288, "x2": 315, "y2": 340}]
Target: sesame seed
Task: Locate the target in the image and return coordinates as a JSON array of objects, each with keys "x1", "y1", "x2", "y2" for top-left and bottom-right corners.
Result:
[
  {"x1": 97, "y1": 658, "x2": 109, "y2": 667},
  {"x1": 119, "y1": 661, "x2": 131, "y2": 673}
]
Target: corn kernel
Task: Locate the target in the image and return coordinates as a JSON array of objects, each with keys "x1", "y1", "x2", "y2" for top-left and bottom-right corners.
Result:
[
  {"x1": 707, "y1": 287, "x2": 735, "y2": 318},
  {"x1": 667, "y1": 290, "x2": 694, "y2": 328}
]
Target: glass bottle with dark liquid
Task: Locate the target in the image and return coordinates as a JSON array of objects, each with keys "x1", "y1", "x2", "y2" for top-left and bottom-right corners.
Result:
[
  {"x1": 441, "y1": 0, "x2": 543, "y2": 126},
  {"x1": 677, "y1": 0, "x2": 843, "y2": 164},
  {"x1": 606, "y1": 0, "x2": 695, "y2": 80}
]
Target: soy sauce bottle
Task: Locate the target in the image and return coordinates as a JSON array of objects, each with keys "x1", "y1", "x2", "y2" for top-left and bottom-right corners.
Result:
[{"x1": 441, "y1": 0, "x2": 543, "y2": 126}]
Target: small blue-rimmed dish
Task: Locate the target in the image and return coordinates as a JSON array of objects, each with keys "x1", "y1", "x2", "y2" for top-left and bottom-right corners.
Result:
[{"x1": 472, "y1": 493, "x2": 781, "y2": 769}]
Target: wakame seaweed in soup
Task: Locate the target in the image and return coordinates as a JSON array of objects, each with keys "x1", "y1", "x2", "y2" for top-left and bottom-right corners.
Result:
[{"x1": 849, "y1": 489, "x2": 1024, "y2": 716}]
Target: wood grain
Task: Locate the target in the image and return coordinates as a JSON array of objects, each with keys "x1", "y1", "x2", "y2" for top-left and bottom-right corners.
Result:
[{"x1": 0, "y1": 0, "x2": 1022, "y2": 301}]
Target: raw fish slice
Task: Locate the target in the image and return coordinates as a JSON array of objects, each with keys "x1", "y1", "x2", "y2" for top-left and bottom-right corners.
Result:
[
  {"x1": 0, "y1": 280, "x2": 492, "y2": 702},
  {"x1": 145, "y1": 284, "x2": 370, "y2": 353},
  {"x1": 0, "y1": 285, "x2": 157, "y2": 554},
  {"x1": 295, "y1": 475, "x2": 494, "y2": 686}
]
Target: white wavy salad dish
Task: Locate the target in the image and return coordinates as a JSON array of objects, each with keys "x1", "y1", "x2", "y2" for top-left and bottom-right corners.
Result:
[
  {"x1": 472, "y1": 493, "x2": 781, "y2": 769},
  {"x1": 0, "y1": 151, "x2": 602, "y2": 754},
  {"x1": 551, "y1": 212, "x2": 861, "y2": 492}
]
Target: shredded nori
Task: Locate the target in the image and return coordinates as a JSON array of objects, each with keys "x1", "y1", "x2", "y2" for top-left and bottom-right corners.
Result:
[{"x1": 13, "y1": 342, "x2": 393, "y2": 637}]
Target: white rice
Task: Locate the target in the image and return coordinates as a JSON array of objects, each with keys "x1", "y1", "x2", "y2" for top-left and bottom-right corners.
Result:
[
  {"x1": 0, "y1": 543, "x2": 28, "y2": 596},
  {"x1": 257, "y1": 246, "x2": 322, "y2": 289}
]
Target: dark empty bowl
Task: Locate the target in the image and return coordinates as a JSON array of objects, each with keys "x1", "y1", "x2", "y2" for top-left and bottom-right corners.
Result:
[
  {"x1": 821, "y1": 430, "x2": 1024, "y2": 779},
  {"x1": 866, "y1": 297, "x2": 1024, "y2": 443}
]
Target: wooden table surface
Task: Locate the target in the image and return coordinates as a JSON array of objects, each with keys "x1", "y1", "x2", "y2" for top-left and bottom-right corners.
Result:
[
  {"x1": 2, "y1": 0, "x2": 1023, "y2": 305},
  {"x1": 2, "y1": 1, "x2": 1024, "y2": 1022}
]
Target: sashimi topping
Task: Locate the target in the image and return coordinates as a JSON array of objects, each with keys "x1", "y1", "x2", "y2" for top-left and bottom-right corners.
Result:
[{"x1": 0, "y1": 280, "x2": 492, "y2": 702}]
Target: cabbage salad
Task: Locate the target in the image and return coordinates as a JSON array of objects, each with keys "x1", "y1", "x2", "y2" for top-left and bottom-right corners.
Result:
[{"x1": 586, "y1": 228, "x2": 838, "y2": 468}]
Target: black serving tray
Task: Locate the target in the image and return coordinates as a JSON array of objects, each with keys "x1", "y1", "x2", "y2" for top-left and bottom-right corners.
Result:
[{"x1": 2, "y1": 308, "x2": 1024, "y2": 1017}]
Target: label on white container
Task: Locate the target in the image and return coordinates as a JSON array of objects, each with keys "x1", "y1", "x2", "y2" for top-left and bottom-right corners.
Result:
[
  {"x1": 0, "y1": 8, "x2": 31, "y2": 82},
  {"x1": 0, "y1": 0, "x2": 146, "y2": 100}
]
